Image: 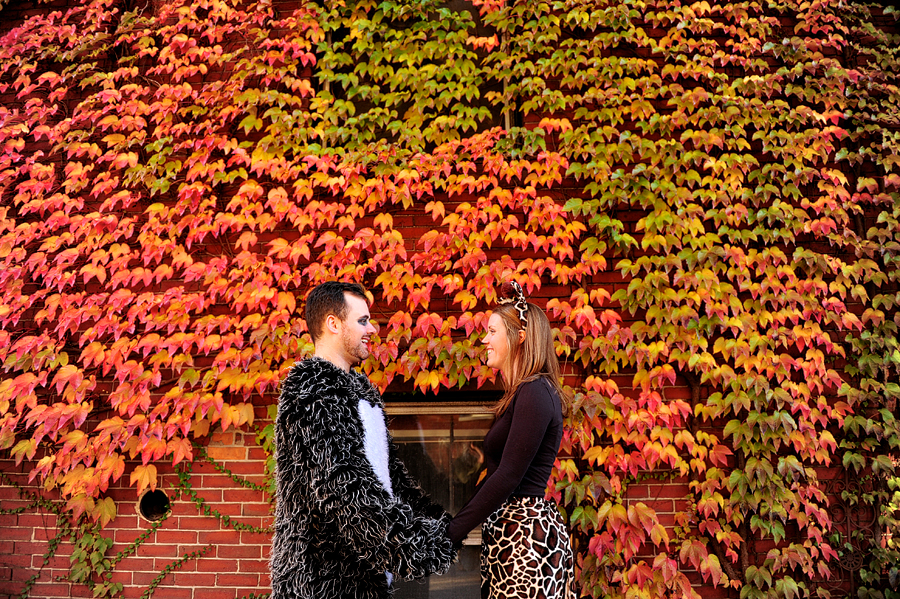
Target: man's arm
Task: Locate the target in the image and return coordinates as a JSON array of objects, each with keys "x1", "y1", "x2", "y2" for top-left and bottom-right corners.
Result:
[{"x1": 295, "y1": 390, "x2": 455, "y2": 579}]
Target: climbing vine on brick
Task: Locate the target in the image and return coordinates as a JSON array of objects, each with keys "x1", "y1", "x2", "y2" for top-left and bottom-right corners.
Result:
[{"x1": 0, "y1": 0, "x2": 898, "y2": 598}]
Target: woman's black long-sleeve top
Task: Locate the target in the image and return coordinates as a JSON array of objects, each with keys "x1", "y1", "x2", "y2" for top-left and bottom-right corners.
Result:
[{"x1": 447, "y1": 377, "x2": 564, "y2": 545}]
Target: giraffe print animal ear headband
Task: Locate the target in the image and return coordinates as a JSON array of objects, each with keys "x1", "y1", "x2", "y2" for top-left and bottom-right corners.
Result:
[{"x1": 497, "y1": 281, "x2": 528, "y2": 329}]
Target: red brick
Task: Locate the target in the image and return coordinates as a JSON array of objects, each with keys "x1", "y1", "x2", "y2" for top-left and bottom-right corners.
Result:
[
  {"x1": 8, "y1": 562, "x2": 35, "y2": 579},
  {"x1": 198, "y1": 531, "x2": 240, "y2": 544},
  {"x1": 656, "y1": 514, "x2": 677, "y2": 527},
  {"x1": 222, "y1": 517, "x2": 262, "y2": 531},
  {"x1": 153, "y1": 556, "x2": 200, "y2": 572},
  {"x1": 28, "y1": 583, "x2": 72, "y2": 596},
  {"x1": 172, "y1": 572, "x2": 218, "y2": 586},
  {"x1": 114, "y1": 529, "x2": 147, "y2": 544},
  {"x1": 112, "y1": 515, "x2": 139, "y2": 528},
  {"x1": 194, "y1": 587, "x2": 237, "y2": 599},
  {"x1": 108, "y1": 571, "x2": 133, "y2": 585},
  {"x1": 663, "y1": 386, "x2": 693, "y2": 400},
  {"x1": 115, "y1": 555, "x2": 154, "y2": 573},
  {"x1": 188, "y1": 462, "x2": 218, "y2": 475},
  {"x1": 217, "y1": 544, "x2": 262, "y2": 559},
  {"x1": 132, "y1": 571, "x2": 163, "y2": 587},
  {"x1": 0, "y1": 582, "x2": 24, "y2": 596},
  {"x1": 238, "y1": 559, "x2": 270, "y2": 573},
  {"x1": 16, "y1": 514, "x2": 58, "y2": 528},
  {"x1": 210, "y1": 431, "x2": 236, "y2": 445},
  {"x1": 241, "y1": 503, "x2": 273, "y2": 517},
  {"x1": 144, "y1": 584, "x2": 192, "y2": 599},
  {"x1": 2, "y1": 555, "x2": 33, "y2": 569},
  {"x1": 240, "y1": 530, "x2": 271, "y2": 544},
  {"x1": 645, "y1": 484, "x2": 689, "y2": 499},
  {"x1": 175, "y1": 516, "x2": 226, "y2": 530},
  {"x1": 198, "y1": 476, "x2": 248, "y2": 492},
  {"x1": 221, "y1": 489, "x2": 264, "y2": 503},
  {"x1": 68, "y1": 583, "x2": 93, "y2": 597},
  {"x1": 171, "y1": 558, "x2": 198, "y2": 572},
  {"x1": 201, "y1": 502, "x2": 241, "y2": 516},
  {"x1": 245, "y1": 448, "x2": 269, "y2": 462},
  {"x1": 815, "y1": 467, "x2": 843, "y2": 480},
  {"x1": 646, "y1": 500, "x2": 675, "y2": 513},
  {"x1": 190, "y1": 489, "x2": 224, "y2": 503},
  {"x1": 624, "y1": 486, "x2": 649, "y2": 499},
  {"x1": 216, "y1": 574, "x2": 260, "y2": 586},
  {"x1": 155, "y1": 530, "x2": 198, "y2": 545},
  {"x1": 170, "y1": 502, "x2": 203, "y2": 516},
  {"x1": 0, "y1": 528, "x2": 34, "y2": 541},
  {"x1": 0, "y1": 501, "x2": 33, "y2": 514},
  {"x1": 14, "y1": 541, "x2": 52, "y2": 555},
  {"x1": 42, "y1": 555, "x2": 72, "y2": 570},
  {"x1": 206, "y1": 447, "x2": 246, "y2": 461},
  {"x1": 131, "y1": 543, "x2": 181, "y2": 558},
  {"x1": 197, "y1": 559, "x2": 238, "y2": 573},
  {"x1": 0, "y1": 487, "x2": 21, "y2": 500}
]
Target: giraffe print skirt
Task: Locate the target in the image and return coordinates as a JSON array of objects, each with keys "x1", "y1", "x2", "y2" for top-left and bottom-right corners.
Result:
[{"x1": 481, "y1": 496, "x2": 577, "y2": 599}]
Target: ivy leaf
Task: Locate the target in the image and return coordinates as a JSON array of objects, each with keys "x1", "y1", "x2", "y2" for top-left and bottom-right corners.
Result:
[
  {"x1": 130, "y1": 464, "x2": 157, "y2": 495},
  {"x1": 94, "y1": 496, "x2": 117, "y2": 527}
]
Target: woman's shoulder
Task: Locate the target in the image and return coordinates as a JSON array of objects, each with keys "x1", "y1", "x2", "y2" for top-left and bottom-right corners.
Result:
[
  {"x1": 515, "y1": 377, "x2": 560, "y2": 409},
  {"x1": 518, "y1": 376, "x2": 554, "y2": 395}
]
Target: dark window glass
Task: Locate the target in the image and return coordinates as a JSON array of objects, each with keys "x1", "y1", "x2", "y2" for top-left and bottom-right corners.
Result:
[{"x1": 388, "y1": 404, "x2": 493, "y2": 599}]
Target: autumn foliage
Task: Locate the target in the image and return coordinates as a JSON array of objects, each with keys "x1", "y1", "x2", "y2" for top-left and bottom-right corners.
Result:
[{"x1": 1, "y1": 0, "x2": 899, "y2": 597}]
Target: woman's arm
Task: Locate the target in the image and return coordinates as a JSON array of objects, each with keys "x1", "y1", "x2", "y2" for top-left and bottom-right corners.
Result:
[{"x1": 447, "y1": 382, "x2": 555, "y2": 545}]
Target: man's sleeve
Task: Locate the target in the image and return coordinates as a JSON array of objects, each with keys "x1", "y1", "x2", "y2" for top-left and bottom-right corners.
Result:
[{"x1": 297, "y1": 393, "x2": 456, "y2": 579}]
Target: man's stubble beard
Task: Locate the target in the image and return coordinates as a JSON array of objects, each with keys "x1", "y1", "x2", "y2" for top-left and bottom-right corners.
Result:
[{"x1": 342, "y1": 329, "x2": 369, "y2": 365}]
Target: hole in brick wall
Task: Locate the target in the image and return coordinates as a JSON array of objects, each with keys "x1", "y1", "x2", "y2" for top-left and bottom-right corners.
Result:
[{"x1": 138, "y1": 489, "x2": 170, "y2": 521}]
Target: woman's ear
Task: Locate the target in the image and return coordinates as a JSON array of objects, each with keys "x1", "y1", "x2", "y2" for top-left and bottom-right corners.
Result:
[{"x1": 518, "y1": 328, "x2": 526, "y2": 344}]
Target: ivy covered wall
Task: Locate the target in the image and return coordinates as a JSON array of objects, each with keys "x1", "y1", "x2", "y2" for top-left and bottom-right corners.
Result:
[{"x1": 0, "y1": 0, "x2": 899, "y2": 598}]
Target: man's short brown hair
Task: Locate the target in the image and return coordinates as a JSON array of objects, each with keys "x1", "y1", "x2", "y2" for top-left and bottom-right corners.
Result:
[{"x1": 304, "y1": 281, "x2": 368, "y2": 342}]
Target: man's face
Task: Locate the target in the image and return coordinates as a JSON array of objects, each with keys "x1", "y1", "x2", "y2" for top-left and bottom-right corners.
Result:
[{"x1": 339, "y1": 293, "x2": 377, "y2": 366}]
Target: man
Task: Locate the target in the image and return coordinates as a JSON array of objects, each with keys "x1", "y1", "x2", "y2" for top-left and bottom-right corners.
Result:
[{"x1": 269, "y1": 281, "x2": 455, "y2": 599}]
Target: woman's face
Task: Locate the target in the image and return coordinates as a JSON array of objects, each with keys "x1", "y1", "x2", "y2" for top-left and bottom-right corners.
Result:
[{"x1": 484, "y1": 312, "x2": 511, "y2": 373}]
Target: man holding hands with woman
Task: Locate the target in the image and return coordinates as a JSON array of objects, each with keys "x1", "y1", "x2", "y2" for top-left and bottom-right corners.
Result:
[{"x1": 270, "y1": 280, "x2": 576, "y2": 599}]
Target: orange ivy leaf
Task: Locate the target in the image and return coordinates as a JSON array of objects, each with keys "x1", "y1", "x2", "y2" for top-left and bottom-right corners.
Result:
[{"x1": 130, "y1": 464, "x2": 157, "y2": 495}]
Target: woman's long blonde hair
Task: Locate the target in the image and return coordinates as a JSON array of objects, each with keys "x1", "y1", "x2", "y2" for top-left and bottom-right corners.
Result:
[{"x1": 490, "y1": 302, "x2": 570, "y2": 418}]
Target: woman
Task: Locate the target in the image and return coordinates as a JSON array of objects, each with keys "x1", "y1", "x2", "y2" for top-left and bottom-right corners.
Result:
[{"x1": 448, "y1": 281, "x2": 575, "y2": 599}]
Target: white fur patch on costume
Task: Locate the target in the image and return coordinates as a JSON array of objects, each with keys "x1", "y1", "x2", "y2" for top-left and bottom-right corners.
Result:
[{"x1": 358, "y1": 400, "x2": 394, "y2": 499}]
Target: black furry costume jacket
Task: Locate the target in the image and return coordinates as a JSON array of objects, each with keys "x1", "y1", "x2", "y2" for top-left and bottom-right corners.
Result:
[{"x1": 270, "y1": 357, "x2": 455, "y2": 599}]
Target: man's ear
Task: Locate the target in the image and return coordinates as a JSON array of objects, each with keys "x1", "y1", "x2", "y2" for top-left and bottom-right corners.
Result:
[{"x1": 324, "y1": 313, "x2": 341, "y2": 335}]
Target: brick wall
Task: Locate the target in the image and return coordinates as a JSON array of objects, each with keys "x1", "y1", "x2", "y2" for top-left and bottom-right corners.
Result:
[{"x1": 0, "y1": 403, "x2": 274, "y2": 599}]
